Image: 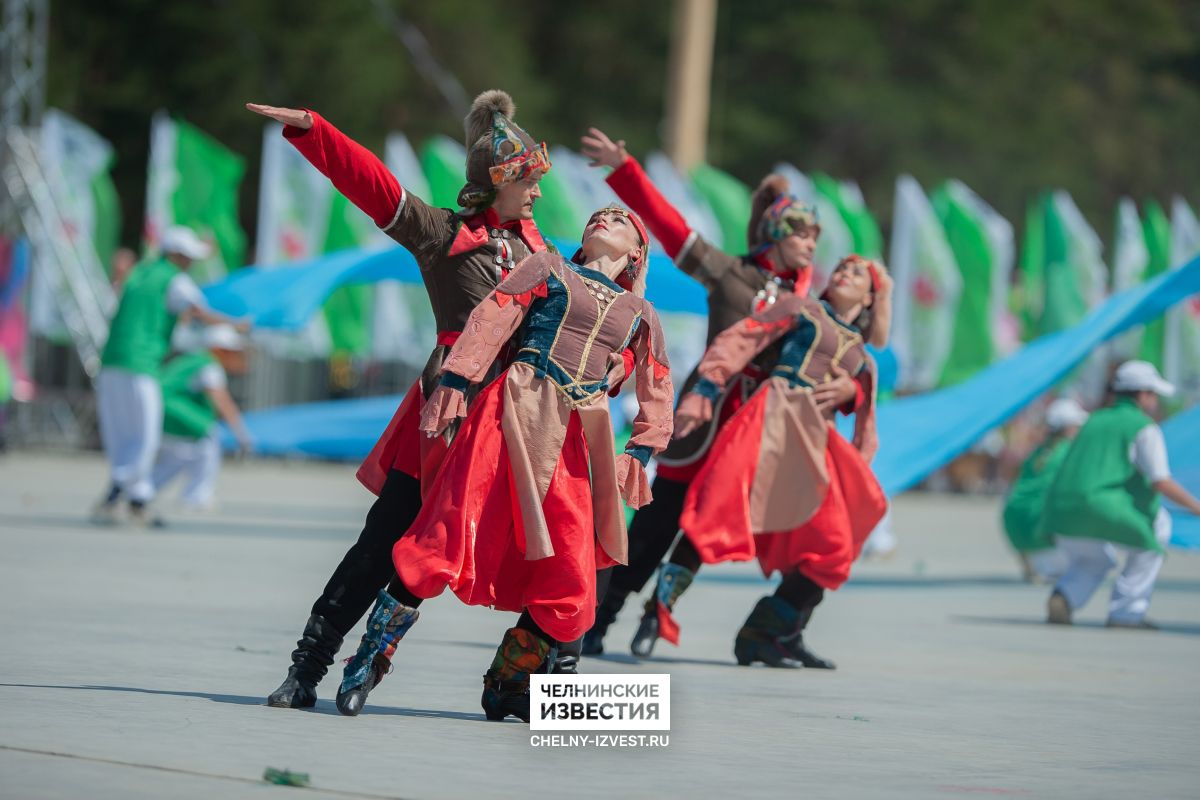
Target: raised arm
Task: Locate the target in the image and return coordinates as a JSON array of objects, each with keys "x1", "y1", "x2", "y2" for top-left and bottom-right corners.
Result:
[
  {"x1": 249, "y1": 104, "x2": 401, "y2": 228},
  {"x1": 581, "y1": 128, "x2": 692, "y2": 259},
  {"x1": 418, "y1": 251, "x2": 557, "y2": 436},
  {"x1": 247, "y1": 104, "x2": 448, "y2": 254},
  {"x1": 616, "y1": 305, "x2": 674, "y2": 508}
]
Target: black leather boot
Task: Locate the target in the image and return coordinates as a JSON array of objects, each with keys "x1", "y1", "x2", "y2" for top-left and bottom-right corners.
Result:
[
  {"x1": 630, "y1": 563, "x2": 694, "y2": 658},
  {"x1": 553, "y1": 637, "x2": 581, "y2": 674},
  {"x1": 733, "y1": 597, "x2": 803, "y2": 669},
  {"x1": 582, "y1": 586, "x2": 630, "y2": 656},
  {"x1": 778, "y1": 605, "x2": 836, "y2": 669},
  {"x1": 266, "y1": 614, "x2": 344, "y2": 708},
  {"x1": 629, "y1": 599, "x2": 660, "y2": 658}
]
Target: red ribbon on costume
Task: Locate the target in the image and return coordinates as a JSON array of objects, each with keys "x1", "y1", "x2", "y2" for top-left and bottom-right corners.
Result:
[
  {"x1": 436, "y1": 331, "x2": 461, "y2": 347},
  {"x1": 494, "y1": 281, "x2": 549, "y2": 309}
]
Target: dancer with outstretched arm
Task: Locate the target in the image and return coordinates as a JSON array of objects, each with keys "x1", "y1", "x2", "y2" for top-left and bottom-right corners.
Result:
[
  {"x1": 249, "y1": 90, "x2": 555, "y2": 713},
  {"x1": 578, "y1": 128, "x2": 877, "y2": 656}
]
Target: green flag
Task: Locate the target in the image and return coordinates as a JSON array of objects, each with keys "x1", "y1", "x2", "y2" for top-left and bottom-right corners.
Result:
[
  {"x1": 1029, "y1": 191, "x2": 1107, "y2": 337},
  {"x1": 1139, "y1": 199, "x2": 1171, "y2": 368},
  {"x1": 420, "y1": 135, "x2": 467, "y2": 210},
  {"x1": 320, "y1": 192, "x2": 373, "y2": 357},
  {"x1": 689, "y1": 163, "x2": 752, "y2": 255},
  {"x1": 532, "y1": 164, "x2": 584, "y2": 241},
  {"x1": 812, "y1": 173, "x2": 884, "y2": 259},
  {"x1": 146, "y1": 114, "x2": 247, "y2": 284},
  {"x1": 1016, "y1": 194, "x2": 1046, "y2": 341},
  {"x1": 932, "y1": 180, "x2": 1014, "y2": 386}
]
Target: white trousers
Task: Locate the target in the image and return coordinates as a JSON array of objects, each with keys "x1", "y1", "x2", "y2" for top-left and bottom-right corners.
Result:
[
  {"x1": 1053, "y1": 509, "x2": 1172, "y2": 623},
  {"x1": 151, "y1": 435, "x2": 222, "y2": 509},
  {"x1": 97, "y1": 368, "x2": 163, "y2": 503},
  {"x1": 1028, "y1": 547, "x2": 1069, "y2": 581}
]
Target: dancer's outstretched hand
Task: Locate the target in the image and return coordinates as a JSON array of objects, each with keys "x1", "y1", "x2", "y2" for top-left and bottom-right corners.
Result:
[
  {"x1": 615, "y1": 453, "x2": 652, "y2": 509},
  {"x1": 812, "y1": 365, "x2": 856, "y2": 415},
  {"x1": 420, "y1": 384, "x2": 467, "y2": 438},
  {"x1": 246, "y1": 103, "x2": 312, "y2": 130},
  {"x1": 581, "y1": 127, "x2": 628, "y2": 170},
  {"x1": 673, "y1": 391, "x2": 714, "y2": 439}
]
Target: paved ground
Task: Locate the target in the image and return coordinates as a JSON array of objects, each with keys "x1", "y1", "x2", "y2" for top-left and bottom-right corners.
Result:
[{"x1": 1, "y1": 452, "x2": 1198, "y2": 799}]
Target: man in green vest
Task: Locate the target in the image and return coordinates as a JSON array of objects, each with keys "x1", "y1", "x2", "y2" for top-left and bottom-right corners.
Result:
[
  {"x1": 1043, "y1": 361, "x2": 1200, "y2": 629},
  {"x1": 92, "y1": 226, "x2": 246, "y2": 526},
  {"x1": 1002, "y1": 397, "x2": 1089, "y2": 582},
  {"x1": 150, "y1": 323, "x2": 253, "y2": 520}
]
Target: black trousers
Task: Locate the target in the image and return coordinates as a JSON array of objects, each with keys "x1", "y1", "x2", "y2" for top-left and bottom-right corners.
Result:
[
  {"x1": 603, "y1": 475, "x2": 690, "y2": 601},
  {"x1": 311, "y1": 470, "x2": 423, "y2": 637},
  {"x1": 774, "y1": 570, "x2": 824, "y2": 612}
]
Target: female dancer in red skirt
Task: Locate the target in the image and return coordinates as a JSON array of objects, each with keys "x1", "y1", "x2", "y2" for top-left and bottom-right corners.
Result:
[
  {"x1": 337, "y1": 206, "x2": 674, "y2": 721},
  {"x1": 656, "y1": 255, "x2": 891, "y2": 668}
]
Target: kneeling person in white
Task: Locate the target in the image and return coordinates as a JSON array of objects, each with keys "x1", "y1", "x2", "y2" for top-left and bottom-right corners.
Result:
[
  {"x1": 151, "y1": 324, "x2": 253, "y2": 515},
  {"x1": 1043, "y1": 361, "x2": 1200, "y2": 629}
]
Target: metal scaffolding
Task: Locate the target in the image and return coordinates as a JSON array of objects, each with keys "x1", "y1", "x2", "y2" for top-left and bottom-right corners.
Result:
[{"x1": 2, "y1": 0, "x2": 48, "y2": 235}]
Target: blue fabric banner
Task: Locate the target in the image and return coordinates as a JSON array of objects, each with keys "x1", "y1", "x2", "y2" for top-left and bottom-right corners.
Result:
[
  {"x1": 1163, "y1": 403, "x2": 1200, "y2": 549},
  {"x1": 218, "y1": 252, "x2": 1198, "y2": 544},
  {"x1": 203, "y1": 239, "x2": 707, "y2": 323},
  {"x1": 841, "y1": 257, "x2": 1200, "y2": 497}
]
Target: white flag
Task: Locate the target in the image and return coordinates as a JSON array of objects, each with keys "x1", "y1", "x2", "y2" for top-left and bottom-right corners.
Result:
[
  {"x1": 888, "y1": 175, "x2": 962, "y2": 391},
  {"x1": 1164, "y1": 196, "x2": 1200, "y2": 401}
]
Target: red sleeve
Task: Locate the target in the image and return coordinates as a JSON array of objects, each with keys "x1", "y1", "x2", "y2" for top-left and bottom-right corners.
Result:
[
  {"x1": 608, "y1": 347, "x2": 638, "y2": 397},
  {"x1": 839, "y1": 379, "x2": 865, "y2": 417},
  {"x1": 283, "y1": 112, "x2": 404, "y2": 230},
  {"x1": 605, "y1": 156, "x2": 693, "y2": 259}
]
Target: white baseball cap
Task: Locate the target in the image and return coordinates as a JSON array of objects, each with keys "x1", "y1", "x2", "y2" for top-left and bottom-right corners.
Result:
[
  {"x1": 161, "y1": 225, "x2": 213, "y2": 261},
  {"x1": 203, "y1": 323, "x2": 244, "y2": 352},
  {"x1": 1112, "y1": 360, "x2": 1175, "y2": 397},
  {"x1": 1045, "y1": 398, "x2": 1089, "y2": 430}
]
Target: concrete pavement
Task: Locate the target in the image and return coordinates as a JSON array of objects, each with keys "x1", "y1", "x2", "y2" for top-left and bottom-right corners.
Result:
[{"x1": 2, "y1": 452, "x2": 1198, "y2": 799}]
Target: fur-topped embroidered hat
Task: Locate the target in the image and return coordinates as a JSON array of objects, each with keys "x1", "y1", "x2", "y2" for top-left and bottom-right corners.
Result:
[
  {"x1": 746, "y1": 174, "x2": 820, "y2": 253},
  {"x1": 458, "y1": 90, "x2": 551, "y2": 210}
]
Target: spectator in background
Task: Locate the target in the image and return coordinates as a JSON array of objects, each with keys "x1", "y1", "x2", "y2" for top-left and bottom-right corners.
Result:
[
  {"x1": 109, "y1": 246, "x2": 137, "y2": 293},
  {"x1": 149, "y1": 323, "x2": 253, "y2": 522},
  {"x1": 1044, "y1": 362, "x2": 1200, "y2": 628},
  {"x1": 91, "y1": 226, "x2": 247, "y2": 526},
  {"x1": 1002, "y1": 398, "x2": 1088, "y2": 582}
]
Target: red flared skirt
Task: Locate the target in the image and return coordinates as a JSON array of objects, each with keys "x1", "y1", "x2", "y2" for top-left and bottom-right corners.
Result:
[
  {"x1": 356, "y1": 379, "x2": 448, "y2": 497},
  {"x1": 679, "y1": 385, "x2": 886, "y2": 591},
  {"x1": 391, "y1": 373, "x2": 615, "y2": 643}
]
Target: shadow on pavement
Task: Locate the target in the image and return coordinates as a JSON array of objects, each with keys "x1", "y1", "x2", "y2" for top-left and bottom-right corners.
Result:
[{"x1": 0, "y1": 683, "x2": 488, "y2": 722}]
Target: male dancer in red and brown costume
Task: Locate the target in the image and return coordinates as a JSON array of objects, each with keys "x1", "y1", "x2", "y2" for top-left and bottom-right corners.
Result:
[
  {"x1": 577, "y1": 129, "x2": 870, "y2": 656},
  {"x1": 248, "y1": 91, "x2": 554, "y2": 711}
]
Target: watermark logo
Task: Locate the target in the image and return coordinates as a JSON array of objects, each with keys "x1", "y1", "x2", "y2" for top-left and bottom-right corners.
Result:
[{"x1": 529, "y1": 674, "x2": 670, "y2": 747}]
